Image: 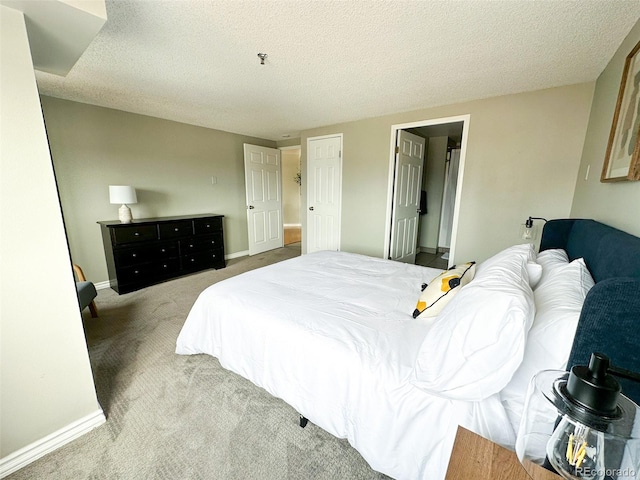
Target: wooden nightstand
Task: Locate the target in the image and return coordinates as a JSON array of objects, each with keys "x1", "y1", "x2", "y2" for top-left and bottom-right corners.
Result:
[{"x1": 445, "y1": 426, "x2": 561, "y2": 480}]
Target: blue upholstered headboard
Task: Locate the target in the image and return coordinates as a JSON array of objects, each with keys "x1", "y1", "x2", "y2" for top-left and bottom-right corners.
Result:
[{"x1": 539, "y1": 219, "x2": 640, "y2": 404}]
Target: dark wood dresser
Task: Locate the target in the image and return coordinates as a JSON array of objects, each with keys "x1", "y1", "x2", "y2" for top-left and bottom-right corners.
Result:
[{"x1": 98, "y1": 214, "x2": 225, "y2": 294}]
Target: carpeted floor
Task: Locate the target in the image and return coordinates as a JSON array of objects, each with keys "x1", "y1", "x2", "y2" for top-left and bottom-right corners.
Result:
[{"x1": 9, "y1": 244, "x2": 389, "y2": 480}]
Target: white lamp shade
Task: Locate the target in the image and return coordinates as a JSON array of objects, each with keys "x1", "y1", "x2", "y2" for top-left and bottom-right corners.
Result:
[{"x1": 109, "y1": 185, "x2": 137, "y2": 205}]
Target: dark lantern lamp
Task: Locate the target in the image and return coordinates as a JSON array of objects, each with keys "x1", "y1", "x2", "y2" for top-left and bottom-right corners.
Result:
[{"x1": 516, "y1": 353, "x2": 640, "y2": 480}]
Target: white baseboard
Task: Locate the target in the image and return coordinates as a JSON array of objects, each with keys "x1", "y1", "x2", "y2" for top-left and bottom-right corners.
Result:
[
  {"x1": 226, "y1": 250, "x2": 249, "y2": 260},
  {"x1": 0, "y1": 409, "x2": 106, "y2": 478},
  {"x1": 94, "y1": 280, "x2": 110, "y2": 290}
]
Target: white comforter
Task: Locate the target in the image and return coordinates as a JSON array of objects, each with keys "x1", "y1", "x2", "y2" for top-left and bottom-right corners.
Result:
[{"x1": 176, "y1": 251, "x2": 515, "y2": 479}]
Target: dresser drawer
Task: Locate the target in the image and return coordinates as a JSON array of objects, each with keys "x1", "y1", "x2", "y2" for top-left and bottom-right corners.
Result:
[
  {"x1": 114, "y1": 241, "x2": 178, "y2": 267},
  {"x1": 159, "y1": 220, "x2": 193, "y2": 239},
  {"x1": 193, "y1": 216, "x2": 222, "y2": 234},
  {"x1": 182, "y1": 250, "x2": 225, "y2": 271},
  {"x1": 112, "y1": 224, "x2": 158, "y2": 245},
  {"x1": 99, "y1": 214, "x2": 225, "y2": 294},
  {"x1": 118, "y1": 258, "x2": 180, "y2": 285},
  {"x1": 180, "y1": 234, "x2": 223, "y2": 254},
  {"x1": 118, "y1": 264, "x2": 153, "y2": 285}
]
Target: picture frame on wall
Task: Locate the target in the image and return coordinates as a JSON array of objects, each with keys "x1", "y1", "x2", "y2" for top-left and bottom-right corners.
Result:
[{"x1": 601, "y1": 39, "x2": 640, "y2": 182}]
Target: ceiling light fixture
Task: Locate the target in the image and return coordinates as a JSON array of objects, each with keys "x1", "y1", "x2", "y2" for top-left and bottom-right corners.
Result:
[{"x1": 257, "y1": 53, "x2": 268, "y2": 65}]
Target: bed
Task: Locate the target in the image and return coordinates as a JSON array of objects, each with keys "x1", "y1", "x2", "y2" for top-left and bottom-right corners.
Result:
[{"x1": 176, "y1": 219, "x2": 640, "y2": 479}]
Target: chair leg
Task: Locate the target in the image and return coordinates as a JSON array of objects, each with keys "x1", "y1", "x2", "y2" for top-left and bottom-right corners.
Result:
[{"x1": 88, "y1": 300, "x2": 98, "y2": 318}]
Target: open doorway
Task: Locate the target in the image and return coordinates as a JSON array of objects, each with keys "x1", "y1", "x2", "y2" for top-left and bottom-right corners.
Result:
[
  {"x1": 280, "y1": 146, "x2": 302, "y2": 246},
  {"x1": 384, "y1": 115, "x2": 469, "y2": 269}
]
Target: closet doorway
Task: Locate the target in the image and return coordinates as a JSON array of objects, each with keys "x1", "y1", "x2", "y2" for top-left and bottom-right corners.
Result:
[{"x1": 384, "y1": 115, "x2": 469, "y2": 268}]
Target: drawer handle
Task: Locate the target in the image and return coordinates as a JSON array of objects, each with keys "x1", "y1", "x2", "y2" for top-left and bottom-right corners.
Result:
[
  {"x1": 191, "y1": 258, "x2": 195, "y2": 262},
  {"x1": 174, "y1": 228, "x2": 179, "y2": 232},
  {"x1": 134, "y1": 270, "x2": 139, "y2": 274},
  {"x1": 189, "y1": 244, "x2": 194, "y2": 248},
  {"x1": 212, "y1": 254, "x2": 216, "y2": 258},
  {"x1": 206, "y1": 224, "x2": 210, "y2": 228},
  {"x1": 163, "y1": 264, "x2": 168, "y2": 268},
  {"x1": 132, "y1": 253, "x2": 137, "y2": 257},
  {"x1": 161, "y1": 249, "x2": 166, "y2": 253},
  {"x1": 134, "y1": 232, "x2": 140, "y2": 236}
]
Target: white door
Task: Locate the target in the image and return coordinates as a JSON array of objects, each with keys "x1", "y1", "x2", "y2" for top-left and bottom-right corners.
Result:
[
  {"x1": 307, "y1": 135, "x2": 342, "y2": 253},
  {"x1": 390, "y1": 130, "x2": 425, "y2": 263},
  {"x1": 243, "y1": 144, "x2": 283, "y2": 255}
]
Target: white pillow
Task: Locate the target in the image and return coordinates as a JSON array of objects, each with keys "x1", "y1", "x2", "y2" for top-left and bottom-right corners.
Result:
[
  {"x1": 492, "y1": 244, "x2": 541, "y2": 288},
  {"x1": 500, "y1": 258, "x2": 594, "y2": 429},
  {"x1": 536, "y1": 248, "x2": 569, "y2": 268},
  {"x1": 412, "y1": 245, "x2": 535, "y2": 401},
  {"x1": 477, "y1": 243, "x2": 536, "y2": 274},
  {"x1": 536, "y1": 248, "x2": 569, "y2": 287},
  {"x1": 526, "y1": 261, "x2": 543, "y2": 289}
]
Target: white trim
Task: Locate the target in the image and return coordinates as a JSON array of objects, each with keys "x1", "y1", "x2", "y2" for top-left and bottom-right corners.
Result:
[
  {"x1": 447, "y1": 125, "x2": 470, "y2": 268},
  {"x1": 306, "y1": 133, "x2": 343, "y2": 142},
  {"x1": 278, "y1": 145, "x2": 301, "y2": 151},
  {"x1": 0, "y1": 409, "x2": 106, "y2": 478},
  {"x1": 94, "y1": 280, "x2": 110, "y2": 290},
  {"x1": 384, "y1": 115, "x2": 470, "y2": 266},
  {"x1": 283, "y1": 223, "x2": 302, "y2": 228},
  {"x1": 225, "y1": 250, "x2": 249, "y2": 260}
]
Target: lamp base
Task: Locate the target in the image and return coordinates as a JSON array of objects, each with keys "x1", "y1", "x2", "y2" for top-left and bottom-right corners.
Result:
[{"x1": 118, "y1": 204, "x2": 132, "y2": 223}]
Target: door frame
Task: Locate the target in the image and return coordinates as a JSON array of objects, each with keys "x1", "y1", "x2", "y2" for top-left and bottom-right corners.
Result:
[
  {"x1": 279, "y1": 145, "x2": 302, "y2": 245},
  {"x1": 306, "y1": 133, "x2": 343, "y2": 254},
  {"x1": 279, "y1": 144, "x2": 302, "y2": 228},
  {"x1": 383, "y1": 115, "x2": 470, "y2": 267}
]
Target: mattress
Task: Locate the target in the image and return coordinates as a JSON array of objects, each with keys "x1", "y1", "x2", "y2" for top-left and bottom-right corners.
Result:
[{"x1": 176, "y1": 250, "x2": 516, "y2": 479}]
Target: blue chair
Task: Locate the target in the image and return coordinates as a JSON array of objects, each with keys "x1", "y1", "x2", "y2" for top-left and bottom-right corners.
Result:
[{"x1": 73, "y1": 264, "x2": 98, "y2": 318}]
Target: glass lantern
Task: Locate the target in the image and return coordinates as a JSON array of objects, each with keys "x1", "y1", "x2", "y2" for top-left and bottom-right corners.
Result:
[{"x1": 516, "y1": 355, "x2": 640, "y2": 480}]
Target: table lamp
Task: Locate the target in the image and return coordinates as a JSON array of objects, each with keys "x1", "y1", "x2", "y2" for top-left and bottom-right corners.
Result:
[
  {"x1": 109, "y1": 185, "x2": 137, "y2": 223},
  {"x1": 522, "y1": 216, "x2": 548, "y2": 240},
  {"x1": 516, "y1": 353, "x2": 640, "y2": 480}
]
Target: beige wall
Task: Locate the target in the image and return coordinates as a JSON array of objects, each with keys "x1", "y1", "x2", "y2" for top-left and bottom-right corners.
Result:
[
  {"x1": 419, "y1": 136, "x2": 447, "y2": 251},
  {"x1": 0, "y1": 6, "x2": 102, "y2": 459},
  {"x1": 571, "y1": 20, "x2": 640, "y2": 234},
  {"x1": 281, "y1": 148, "x2": 301, "y2": 225},
  {"x1": 40, "y1": 96, "x2": 276, "y2": 284},
  {"x1": 300, "y1": 83, "x2": 595, "y2": 263}
]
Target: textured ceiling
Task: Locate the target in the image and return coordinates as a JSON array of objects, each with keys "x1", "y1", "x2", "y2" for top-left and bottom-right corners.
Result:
[{"x1": 35, "y1": 0, "x2": 640, "y2": 141}]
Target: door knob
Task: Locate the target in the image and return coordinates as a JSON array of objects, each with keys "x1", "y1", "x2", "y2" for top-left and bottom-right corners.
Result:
[
  {"x1": 309, "y1": 206, "x2": 314, "y2": 211},
  {"x1": 248, "y1": 205, "x2": 255, "y2": 209}
]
